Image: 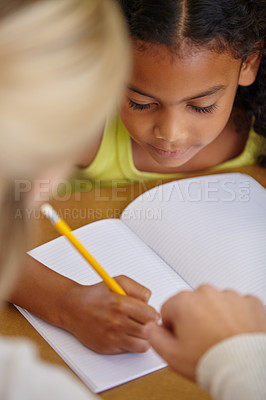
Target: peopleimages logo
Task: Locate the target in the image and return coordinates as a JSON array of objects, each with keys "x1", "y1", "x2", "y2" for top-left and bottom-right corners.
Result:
[
  {"x1": 13, "y1": 176, "x2": 251, "y2": 221},
  {"x1": 14, "y1": 177, "x2": 251, "y2": 203}
]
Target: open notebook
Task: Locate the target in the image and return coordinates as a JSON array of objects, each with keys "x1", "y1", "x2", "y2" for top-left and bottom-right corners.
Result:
[{"x1": 17, "y1": 173, "x2": 266, "y2": 392}]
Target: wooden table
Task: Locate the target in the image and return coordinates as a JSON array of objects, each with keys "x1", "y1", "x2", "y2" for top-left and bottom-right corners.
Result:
[{"x1": 1, "y1": 165, "x2": 266, "y2": 400}]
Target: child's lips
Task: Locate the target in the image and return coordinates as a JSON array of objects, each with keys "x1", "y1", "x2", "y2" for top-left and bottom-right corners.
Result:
[{"x1": 149, "y1": 144, "x2": 190, "y2": 159}]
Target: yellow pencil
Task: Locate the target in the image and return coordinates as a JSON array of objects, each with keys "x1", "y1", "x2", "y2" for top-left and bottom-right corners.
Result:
[{"x1": 41, "y1": 203, "x2": 126, "y2": 296}]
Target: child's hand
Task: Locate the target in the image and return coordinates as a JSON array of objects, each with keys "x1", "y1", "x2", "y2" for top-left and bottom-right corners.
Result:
[
  {"x1": 145, "y1": 285, "x2": 266, "y2": 381},
  {"x1": 63, "y1": 275, "x2": 159, "y2": 354}
]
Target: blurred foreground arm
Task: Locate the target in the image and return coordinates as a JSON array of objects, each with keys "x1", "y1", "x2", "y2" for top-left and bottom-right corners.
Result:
[{"x1": 146, "y1": 285, "x2": 266, "y2": 400}]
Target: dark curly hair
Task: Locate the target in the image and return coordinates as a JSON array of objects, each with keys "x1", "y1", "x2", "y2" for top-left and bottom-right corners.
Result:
[{"x1": 118, "y1": 0, "x2": 266, "y2": 140}]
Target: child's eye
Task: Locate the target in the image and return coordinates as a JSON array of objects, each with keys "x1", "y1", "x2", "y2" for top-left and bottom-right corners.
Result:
[
  {"x1": 191, "y1": 104, "x2": 217, "y2": 114},
  {"x1": 128, "y1": 99, "x2": 152, "y2": 111}
]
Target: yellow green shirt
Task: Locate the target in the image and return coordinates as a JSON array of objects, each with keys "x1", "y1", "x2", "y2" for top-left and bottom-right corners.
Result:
[{"x1": 72, "y1": 115, "x2": 266, "y2": 190}]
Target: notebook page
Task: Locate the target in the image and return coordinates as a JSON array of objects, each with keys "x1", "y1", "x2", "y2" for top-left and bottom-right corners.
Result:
[
  {"x1": 122, "y1": 173, "x2": 266, "y2": 304},
  {"x1": 18, "y1": 219, "x2": 190, "y2": 393}
]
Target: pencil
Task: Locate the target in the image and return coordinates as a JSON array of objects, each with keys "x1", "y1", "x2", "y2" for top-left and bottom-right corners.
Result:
[{"x1": 41, "y1": 203, "x2": 126, "y2": 296}]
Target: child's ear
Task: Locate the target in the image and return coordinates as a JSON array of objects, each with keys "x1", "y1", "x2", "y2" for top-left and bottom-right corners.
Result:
[{"x1": 238, "y1": 49, "x2": 262, "y2": 87}]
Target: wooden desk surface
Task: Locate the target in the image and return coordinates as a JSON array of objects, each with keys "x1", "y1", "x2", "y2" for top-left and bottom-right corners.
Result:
[{"x1": 1, "y1": 165, "x2": 266, "y2": 400}]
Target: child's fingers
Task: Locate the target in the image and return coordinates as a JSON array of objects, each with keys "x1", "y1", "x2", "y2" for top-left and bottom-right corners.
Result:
[
  {"x1": 119, "y1": 335, "x2": 150, "y2": 353},
  {"x1": 115, "y1": 275, "x2": 152, "y2": 303},
  {"x1": 121, "y1": 296, "x2": 159, "y2": 324},
  {"x1": 123, "y1": 317, "x2": 154, "y2": 339}
]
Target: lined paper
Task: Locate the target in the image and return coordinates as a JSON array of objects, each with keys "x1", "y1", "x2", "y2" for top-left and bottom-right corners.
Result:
[
  {"x1": 122, "y1": 173, "x2": 266, "y2": 303},
  {"x1": 20, "y1": 220, "x2": 190, "y2": 392},
  {"x1": 17, "y1": 173, "x2": 266, "y2": 393}
]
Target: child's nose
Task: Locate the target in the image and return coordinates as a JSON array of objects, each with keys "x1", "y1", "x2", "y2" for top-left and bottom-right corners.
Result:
[{"x1": 153, "y1": 108, "x2": 187, "y2": 142}]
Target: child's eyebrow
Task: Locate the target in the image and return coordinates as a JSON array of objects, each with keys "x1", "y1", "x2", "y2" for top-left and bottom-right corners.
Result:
[
  {"x1": 128, "y1": 86, "x2": 156, "y2": 99},
  {"x1": 128, "y1": 85, "x2": 226, "y2": 102},
  {"x1": 183, "y1": 85, "x2": 226, "y2": 101}
]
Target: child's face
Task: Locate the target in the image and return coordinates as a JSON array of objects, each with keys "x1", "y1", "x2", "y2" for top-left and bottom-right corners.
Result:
[{"x1": 120, "y1": 43, "x2": 243, "y2": 168}]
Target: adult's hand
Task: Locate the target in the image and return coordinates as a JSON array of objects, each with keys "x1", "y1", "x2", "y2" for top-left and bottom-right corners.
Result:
[{"x1": 145, "y1": 285, "x2": 266, "y2": 380}]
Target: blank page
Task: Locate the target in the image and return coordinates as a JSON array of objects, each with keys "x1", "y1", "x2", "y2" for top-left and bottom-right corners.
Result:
[
  {"x1": 122, "y1": 173, "x2": 266, "y2": 304},
  {"x1": 19, "y1": 219, "x2": 190, "y2": 392}
]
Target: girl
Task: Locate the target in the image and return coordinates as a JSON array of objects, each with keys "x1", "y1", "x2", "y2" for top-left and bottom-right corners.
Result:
[
  {"x1": 8, "y1": 0, "x2": 266, "y2": 357},
  {"x1": 0, "y1": 0, "x2": 155, "y2": 397},
  {"x1": 75, "y1": 0, "x2": 266, "y2": 188}
]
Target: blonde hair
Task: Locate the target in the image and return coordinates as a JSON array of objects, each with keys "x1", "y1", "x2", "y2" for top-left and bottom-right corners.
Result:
[{"x1": 0, "y1": 0, "x2": 130, "y2": 297}]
